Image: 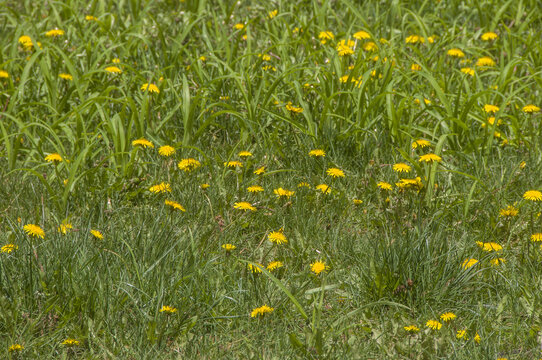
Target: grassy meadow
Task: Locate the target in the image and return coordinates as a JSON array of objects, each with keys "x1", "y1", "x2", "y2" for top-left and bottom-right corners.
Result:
[{"x1": 2, "y1": 0, "x2": 542, "y2": 358}]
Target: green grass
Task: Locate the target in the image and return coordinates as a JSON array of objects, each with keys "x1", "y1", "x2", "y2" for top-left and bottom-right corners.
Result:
[{"x1": 1, "y1": 0, "x2": 542, "y2": 358}]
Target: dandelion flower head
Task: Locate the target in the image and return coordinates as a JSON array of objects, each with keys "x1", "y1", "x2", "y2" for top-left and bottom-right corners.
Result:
[
  {"x1": 268, "y1": 229, "x2": 287, "y2": 245},
  {"x1": 132, "y1": 138, "x2": 154, "y2": 148},
  {"x1": 158, "y1": 145, "x2": 175, "y2": 157},
  {"x1": 310, "y1": 261, "x2": 329, "y2": 275},
  {"x1": 178, "y1": 158, "x2": 201, "y2": 172},
  {"x1": 251, "y1": 305, "x2": 274, "y2": 317},
  {"x1": 426, "y1": 319, "x2": 442, "y2": 330},
  {"x1": 234, "y1": 202, "x2": 256, "y2": 211},
  {"x1": 24, "y1": 224, "x2": 44, "y2": 239}
]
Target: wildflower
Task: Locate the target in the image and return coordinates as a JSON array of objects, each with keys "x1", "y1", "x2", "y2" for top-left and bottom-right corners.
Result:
[
  {"x1": 247, "y1": 185, "x2": 264, "y2": 193},
  {"x1": 484, "y1": 104, "x2": 499, "y2": 113},
  {"x1": 411, "y1": 64, "x2": 422, "y2": 71},
  {"x1": 268, "y1": 10, "x2": 278, "y2": 19},
  {"x1": 499, "y1": 205, "x2": 518, "y2": 217},
  {"x1": 353, "y1": 30, "x2": 371, "y2": 40},
  {"x1": 85, "y1": 15, "x2": 98, "y2": 21},
  {"x1": 461, "y1": 67, "x2": 475, "y2": 76},
  {"x1": 462, "y1": 258, "x2": 478, "y2": 269},
  {"x1": 524, "y1": 190, "x2": 542, "y2": 201},
  {"x1": 177, "y1": 158, "x2": 201, "y2": 172},
  {"x1": 222, "y1": 244, "x2": 236, "y2": 251},
  {"x1": 234, "y1": 202, "x2": 256, "y2": 211},
  {"x1": 248, "y1": 263, "x2": 264, "y2": 273},
  {"x1": 490, "y1": 258, "x2": 506, "y2": 266},
  {"x1": 404, "y1": 325, "x2": 420, "y2": 333},
  {"x1": 57, "y1": 223, "x2": 73, "y2": 235},
  {"x1": 132, "y1": 138, "x2": 154, "y2": 148},
  {"x1": 426, "y1": 320, "x2": 442, "y2": 330},
  {"x1": 149, "y1": 182, "x2": 171, "y2": 194},
  {"x1": 531, "y1": 233, "x2": 542, "y2": 242},
  {"x1": 158, "y1": 145, "x2": 175, "y2": 157},
  {"x1": 440, "y1": 312, "x2": 457, "y2": 322},
  {"x1": 318, "y1": 31, "x2": 334, "y2": 44},
  {"x1": 309, "y1": 149, "x2": 326, "y2": 157},
  {"x1": 112, "y1": 58, "x2": 121, "y2": 63},
  {"x1": 396, "y1": 177, "x2": 423, "y2": 191},
  {"x1": 476, "y1": 57, "x2": 495, "y2": 67},
  {"x1": 8, "y1": 344, "x2": 24, "y2": 352},
  {"x1": 363, "y1": 42, "x2": 378, "y2": 51},
  {"x1": 45, "y1": 153, "x2": 63, "y2": 163},
  {"x1": 393, "y1": 163, "x2": 411, "y2": 173},
  {"x1": 200, "y1": 183, "x2": 210, "y2": 189},
  {"x1": 105, "y1": 66, "x2": 122, "y2": 74},
  {"x1": 141, "y1": 83, "x2": 159, "y2": 93},
  {"x1": 405, "y1": 35, "x2": 424, "y2": 44},
  {"x1": 251, "y1": 305, "x2": 274, "y2": 317},
  {"x1": 477, "y1": 242, "x2": 503, "y2": 252},
  {"x1": 233, "y1": 23, "x2": 245, "y2": 30},
  {"x1": 254, "y1": 166, "x2": 266, "y2": 175},
  {"x1": 286, "y1": 102, "x2": 303, "y2": 113},
  {"x1": 24, "y1": 224, "x2": 44, "y2": 239},
  {"x1": 90, "y1": 230, "x2": 103, "y2": 239},
  {"x1": 59, "y1": 73, "x2": 73, "y2": 80},
  {"x1": 298, "y1": 182, "x2": 311, "y2": 188},
  {"x1": 310, "y1": 261, "x2": 329, "y2": 275},
  {"x1": 18, "y1": 35, "x2": 33, "y2": 49},
  {"x1": 61, "y1": 338, "x2": 80, "y2": 347},
  {"x1": 447, "y1": 48, "x2": 465, "y2": 58},
  {"x1": 336, "y1": 40, "x2": 355, "y2": 56},
  {"x1": 326, "y1": 167, "x2": 345, "y2": 178},
  {"x1": 456, "y1": 330, "x2": 468, "y2": 339},
  {"x1": 224, "y1": 161, "x2": 243, "y2": 168},
  {"x1": 377, "y1": 181, "x2": 392, "y2": 191},
  {"x1": 1, "y1": 244, "x2": 18, "y2": 253},
  {"x1": 0, "y1": 70, "x2": 9, "y2": 78},
  {"x1": 165, "y1": 200, "x2": 185, "y2": 212},
  {"x1": 412, "y1": 139, "x2": 430, "y2": 149},
  {"x1": 268, "y1": 230, "x2": 287, "y2": 245},
  {"x1": 267, "y1": 261, "x2": 283, "y2": 271},
  {"x1": 474, "y1": 332, "x2": 481, "y2": 344},
  {"x1": 159, "y1": 305, "x2": 178, "y2": 314},
  {"x1": 523, "y1": 104, "x2": 540, "y2": 113},
  {"x1": 199, "y1": 56, "x2": 206, "y2": 61},
  {"x1": 274, "y1": 188, "x2": 294, "y2": 198},
  {"x1": 481, "y1": 32, "x2": 498, "y2": 41},
  {"x1": 419, "y1": 153, "x2": 442, "y2": 163},
  {"x1": 316, "y1": 184, "x2": 331, "y2": 194},
  {"x1": 238, "y1": 151, "x2": 252, "y2": 157},
  {"x1": 45, "y1": 29, "x2": 65, "y2": 37},
  {"x1": 353, "y1": 199, "x2": 363, "y2": 205}
]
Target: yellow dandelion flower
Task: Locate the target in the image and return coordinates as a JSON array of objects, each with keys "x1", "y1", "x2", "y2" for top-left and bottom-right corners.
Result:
[
  {"x1": 474, "y1": 332, "x2": 481, "y2": 344},
  {"x1": 478, "y1": 242, "x2": 502, "y2": 252},
  {"x1": 363, "y1": 41, "x2": 377, "y2": 51},
  {"x1": 310, "y1": 261, "x2": 329, "y2": 275},
  {"x1": 419, "y1": 153, "x2": 442, "y2": 163},
  {"x1": 222, "y1": 243, "x2": 236, "y2": 251},
  {"x1": 45, "y1": 153, "x2": 63, "y2": 163},
  {"x1": 159, "y1": 305, "x2": 178, "y2": 314},
  {"x1": 274, "y1": 188, "x2": 294, "y2": 198},
  {"x1": 61, "y1": 338, "x2": 80, "y2": 347},
  {"x1": 23, "y1": 224, "x2": 44, "y2": 239},
  {"x1": 484, "y1": 104, "x2": 499, "y2": 113},
  {"x1": 476, "y1": 57, "x2": 495, "y2": 67},
  {"x1": 393, "y1": 163, "x2": 411, "y2": 173},
  {"x1": 105, "y1": 66, "x2": 122, "y2": 74},
  {"x1": 238, "y1": 151, "x2": 252, "y2": 157},
  {"x1": 412, "y1": 139, "x2": 431, "y2": 149},
  {"x1": 234, "y1": 202, "x2": 256, "y2": 211},
  {"x1": 447, "y1": 48, "x2": 465, "y2": 58},
  {"x1": 177, "y1": 158, "x2": 201, "y2": 172},
  {"x1": 165, "y1": 200, "x2": 185, "y2": 212},
  {"x1": 233, "y1": 23, "x2": 245, "y2": 30},
  {"x1": 326, "y1": 167, "x2": 345, "y2": 178},
  {"x1": 268, "y1": 10, "x2": 278, "y2": 19},
  {"x1": 0, "y1": 70, "x2": 9, "y2": 78},
  {"x1": 57, "y1": 223, "x2": 73, "y2": 235},
  {"x1": 481, "y1": 32, "x2": 498, "y2": 41},
  {"x1": 456, "y1": 330, "x2": 468, "y2": 339},
  {"x1": 523, "y1": 104, "x2": 540, "y2": 113},
  {"x1": 316, "y1": 184, "x2": 331, "y2": 194},
  {"x1": 405, "y1": 35, "x2": 424, "y2": 44},
  {"x1": 286, "y1": 102, "x2": 303, "y2": 113},
  {"x1": 411, "y1": 64, "x2": 422, "y2": 71},
  {"x1": 247, "y1": 185, "x2": 264, "y2": 193},
  {"x1": 524, "y1": 190, "x2": 542, "y2": 201},
  {"x1": 224, "y1": 161, "x2": 243, "y2": 168},
  {"x1": 353, "y1": 199, "x2": 363, "y2": 205},
  {"x1": 45, "y1": 29, "x2": 65, "y2": 37},
  {"x1": 59, "y1": 73, "x2": 73, "y2": 80},
  {"x1": 158, "y1": 145, "x2": 175, "y2": 157},
  {"x1": 90, "y1": 230, "x2": 103, "y2": 239},
  {"x1": 353, "y1": 30, "x2": 371, "y2": 40},
  {"x1": 8, "y1": 344, "x2": 24, "y2": 352},
  {"x1": 254, "y1": 166, "x2": 266, "y2": 175},
  {"x1": 248, "y1": 263, "x2": 264, "y2": 273},
  {"x1": 267, "y1": 261, "x2": 283, "y2": 271},
  {"x1": 462, "y1": 258, "x2": 478, "y2": 269},
  {"x1": 377, "y1": 181, "x2": 392, "y2": 191},
  {"x1": 141, "y1": 83, "x2": 159, "y2": 93},
  {"x1": 268, "y1": 230, "x2": 287, "y2": 245},
  {"x1": 490, "y1": 258, "x2": 506, "y2": 266},
  {"x1": 149, "y1": 182, "x2": 171, "y2": 194},
  {"x1": 251, "y1": 305, "x2": 274, "y2": 317},
  {"x1": 318, "y1": 31, "x2": 334, "y2": 44},
  {"x1": 531, "y1": 233, "x2": 542, "y2": 242},
  {"x1": 426, "y1": 320, "x2": 442, "y2": 330},
  {"x1": 309, "y1": 149, "x2": 326, "y2": 157},
  {"x1": 200, "y1": 183, "x2": 210, "y2": 189},
  {"x1": 132, "y1": 138, "x2": 154, "y2": 148},
  {"x1": 396, "y1": 177, "x2": 423, "y2": 191},
  {"x1": 85, "y1": 15, "x2": 98, "y2": 21},
  {"x1": 1, "y1": 244, "x2": 18, "y2": 253},
  {"x1": 298, "y1": 182, "x2": 311, "y2": 188},
  {"x1": 499, "y1": 205, "x2": 518, "y2": 217},
  {"x1": 404, "y1": 325, "x2": 420, "y2": 333},
  {"x1": 440, "y1": 312, "x2": 457, "y2": 322},
  {"x1": 336, "y1": 40, "x2": 355, "y2": 56},
  {"x1": 461, "y1": 67, "x2": 475, "y2": 76},
  {"x1": 18, "y1": 35, "x2": 33, "y2": 49},
  {"x1": 112, "y1": 58, "x2": 121, "y2": 63}
]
